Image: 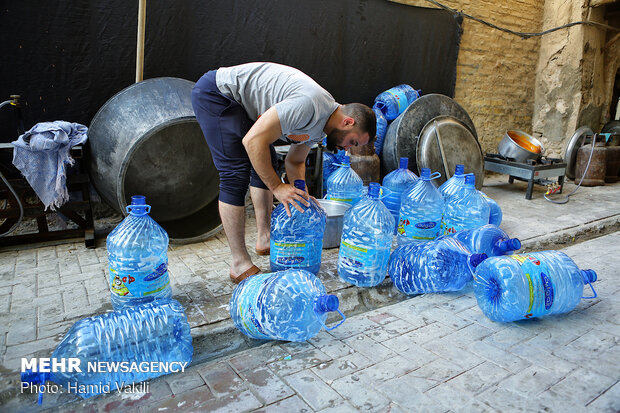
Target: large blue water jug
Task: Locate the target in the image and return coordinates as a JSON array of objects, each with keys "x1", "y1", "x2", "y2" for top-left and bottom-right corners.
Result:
[
  {"x1": 373, "y1": 106, "x2": 388, "y2": 155},
  {"x1": 382, "y1": 157, "x2": 418, "y2": 234},
  {"x1": 325, "y1": 155, "x2": 364, "y2": 206},
  {"x1": 21, "y1": 299, "x2": 192, "y2": 402},
  {"x1": 106, "y1": 195, "x2": 172, "y2": 310},
  {"x1": 439, "y1": 165, "x2": 502, "y2": 226},
  {"x1": 474, "y1": 251, "x2": 598, "y2": 322},
  {"x1": 271, "y1": 180, "x2": 326, "y2": 274},
  {"x1": 441, "y1": 174, "x2": 490, "y2": 236},
  {"x1": 388, "y1": 236, "x2": 488, "y2": 295},
  {"x1": 397, "y1": 168, "x2": 444, "y2": 245},
  {"x1": 338, "y1": 183, "x2": 395, "y2": 287},
  {"x1": 374, "y1": 84, "x2": 421, "y2": 121},
  {"x1": 453, "y1": 224, "x2": 521, "y2": 257},
  {"x1": 229, "y1": 269, "x2": 346, "y2": 341},
  {"x1": 322, "y1": 150, "x2": 346, "y2": 196}
]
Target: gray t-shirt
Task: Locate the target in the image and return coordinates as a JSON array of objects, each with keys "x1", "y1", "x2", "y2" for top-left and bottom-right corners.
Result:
[{"x1": 216, "y1": 62, "x2": 339, "y2": 146}]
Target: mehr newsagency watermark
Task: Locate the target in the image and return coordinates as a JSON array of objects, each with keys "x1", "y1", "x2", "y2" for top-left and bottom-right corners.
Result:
[{"x1": 21, "y1": 357, "x2": 189, "y2": 396}]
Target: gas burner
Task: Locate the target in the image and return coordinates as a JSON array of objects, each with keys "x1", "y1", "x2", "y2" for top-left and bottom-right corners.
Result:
[{"x1": 484, "y1": 153, "x2": 567, "y2": 200}]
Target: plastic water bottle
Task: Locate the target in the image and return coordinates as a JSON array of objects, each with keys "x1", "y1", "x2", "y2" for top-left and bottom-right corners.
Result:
[
  {"x1": 106, "y1": 195, "x2": 172, "y2": 310},
  {"x1": 374, "y1": 84, "x2": 421, "y2": 120},
  {"x1": 325, "y1": 155, "x2": 364, "y2": 206},
  {"x1": 480, "y1": 192, "x2": 503, "y2": 226},
  {"x1": 229, "y1": 269, "x2": 346, "y2": 342},
  {"x1": 438, "y1": 164, "x2": 466, "y2": 199},
  {"x1": 21, "y1": 299, "x2": 192, "y2": 402},
  {"x1": 397, "y1": 168, "x2": 444, "y2": 245},
  {"x1": 271, "y1": 180, "x2": 326, "y2": 274},
  {"x1": 323, "y1": 152, "x2": 338, "y2": 196},
  {"x1": 388, "y1": 236, "x2": 488, "y2": 295},
  {"x1": 441, "y1": 174, "x2": 490, "y2": 236},
  {"x1": 382, "y1": 157, "x2": 418, "y2": 234},
  {"x1": 373, "y1": 106, "x2": 388, "y2": 155},
  {"x1": 338, "y1": 183, "x2": 395, "y2": 287},
  {"x1": 473, "y1": 251, "x2": 598, "y2": 322},
  {"x1": 453, "y1": 224, "x2": 521, "y2": 257}
]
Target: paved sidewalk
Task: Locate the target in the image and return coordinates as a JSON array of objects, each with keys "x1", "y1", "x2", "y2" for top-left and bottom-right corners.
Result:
[
  {"x1": 12, "y1": 231, "x2": 620, "y2": 413},
  {"x1": 0, "y1": 175, "x2": 618, "y2": 412}
]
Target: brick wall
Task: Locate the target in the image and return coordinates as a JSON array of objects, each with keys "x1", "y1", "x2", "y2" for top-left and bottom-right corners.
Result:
[{"x1": 393, "y1": 0, "x2": 544, "y2": 153}]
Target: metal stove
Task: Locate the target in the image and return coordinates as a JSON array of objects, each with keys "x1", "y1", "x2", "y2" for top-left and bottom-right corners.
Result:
[{"x1": 484, "y1": 153, "x2": 567, "y2": 200}]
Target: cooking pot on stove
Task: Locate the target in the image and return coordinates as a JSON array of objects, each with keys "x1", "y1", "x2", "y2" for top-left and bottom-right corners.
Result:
[{"x1": 498, "y1": 130, "x2": 544, "y2": 162}]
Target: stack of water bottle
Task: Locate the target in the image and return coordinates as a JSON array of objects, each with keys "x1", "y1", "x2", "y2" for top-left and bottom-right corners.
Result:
[
  {"x1": 372, "y1": 84, "x2": 421, "y2": 155},
  {"x1": 22, "y1": 196, "x2": 193, "y2": 403}
]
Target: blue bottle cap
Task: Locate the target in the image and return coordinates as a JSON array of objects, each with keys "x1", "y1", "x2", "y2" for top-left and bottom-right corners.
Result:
[
  {"x1": 368, "y1": 182, "x2": 381, "y2": 198},
  {"x1": 420, "y1": 168, "x2": 431, "y2": 180},
  {"x1": 465, "y1": 174, "x2": 476, "y2": 186},
  {"x1": 469, "y1": 253, "x2": 488, "y2": 268},
  {"x1": 508, "y1": 238, "x2": 521, "y2": 251},
  {"x1": 131, "y1": 195, "x2": 146, "y2": 205},
  {"x1": 294, "y1": 180, "x2": 306, "y2": 191},
  {"x1": 127, "y1": 195, "x2": 150, "y2": 216},
  {"x1": 581, "y1": 269, "x2": 597, "y2": 284},
  {"x1": 455, "y1": 164, "x2": 465, "y2": 175},
  {"x1": 399, "y1": 157, "x2": 408, "y2": 169},
  {"x1": 315, "y1": 294, "x2": 339, "y2": 313}
]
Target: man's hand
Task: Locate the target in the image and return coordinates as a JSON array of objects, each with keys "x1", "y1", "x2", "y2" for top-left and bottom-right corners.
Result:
[{"x1": 273, "y1": 183, "x2": 310, "y2": 216}]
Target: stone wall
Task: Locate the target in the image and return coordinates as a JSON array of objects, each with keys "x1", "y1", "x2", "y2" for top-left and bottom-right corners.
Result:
[{"x1": 392, "y1": 0, "x2": 544, "y2": 153}]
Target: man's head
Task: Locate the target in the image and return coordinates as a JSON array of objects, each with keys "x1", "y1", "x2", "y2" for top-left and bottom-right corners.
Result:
[{"x1": 325, "y1": 103, "x2": 376, "y2": 151}]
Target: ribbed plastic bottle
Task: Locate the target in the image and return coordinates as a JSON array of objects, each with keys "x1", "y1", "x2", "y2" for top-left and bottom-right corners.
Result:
[
  {"x1": 325, "y1": 155, "x2": 364, "y2": 206},
  {"x1": 388, "y1": 236, "x2": 488, "y2": 294},
  {"x1": 374, "y1": 84, "x2": 421, "y2": 121},
  {"x1": 382, "y1": 157, "x2": 418, "y2": 234},
  {"x1": 229, "y1": 269, "x2": 346, "y2": 342},
  {"x1": 438, "y1": 165, "x2": 502, "y2": 226},
  {"x1": 21, "y1": 299, "x2": 192, "y2": 402},
  {"x1": 441, "y1": 174, "x2": 490, "y2": 236},
  {"x1": 373, "y1": 106, "x2": 388, "y2": 155},
  {"x1": 473, "y1": 251, "x2": 598, "y2": 322},
  {"x1": 271, "y1": 180, "x2": 326, "y2": 275},
  {"x1": 453, "y1": 224, "x2": 521, "y2": 257},
  {"x1": 106, "y1": 195, "x2": 172, "y2": 310},
  {"x1": 323, "y1": 152, "x2": 338, "y2": 196},
  {"x1": 397, "y1": 168, "x2": 444, "y2": 245},
  {"x1": 338, "y1": 183, "x2": 395, "y2": 287}
]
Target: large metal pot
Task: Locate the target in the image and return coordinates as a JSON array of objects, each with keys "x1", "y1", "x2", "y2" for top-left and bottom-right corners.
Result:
[
  {"x1": 317, "y1": 199, "x2": 350, "y2": 249},
  {"x1": 498, "y1": 130, "x2": 544, "y2": 162},
  {"x1": 87, "y1": 77, "x2": 222, "y2": 243}
]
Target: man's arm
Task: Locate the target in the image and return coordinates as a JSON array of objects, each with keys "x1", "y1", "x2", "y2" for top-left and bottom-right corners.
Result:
[
  {"x1": 284, "y1": 143, "x2": 311, "y2": 184},
  {"x1": 242, "y1": 106, "x2": 309, "y2": 216}
]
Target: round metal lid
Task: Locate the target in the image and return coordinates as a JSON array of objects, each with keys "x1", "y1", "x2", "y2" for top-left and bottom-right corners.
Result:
[
  {"x1": 417, "y1": 116, "x2": 484, "y2": 188},
  {"x1": 564, "y1": 126, "x2": 593, "y2": 180},
  {"x1": 380, "y1": 94, "x2": 478, "y2": 173}
]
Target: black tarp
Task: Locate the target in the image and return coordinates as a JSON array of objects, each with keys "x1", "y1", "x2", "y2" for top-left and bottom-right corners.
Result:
[{"x1": 0, "y1": 0, "x2": 462, "y2": 141}]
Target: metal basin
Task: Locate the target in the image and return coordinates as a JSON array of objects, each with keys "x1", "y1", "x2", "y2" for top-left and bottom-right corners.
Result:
[
  {"x1": 498, "y1": 130, "x2": 544, "y2": 162},
  {"x1": 317, "y1": 199, "x2": 350, "y2": 249}
]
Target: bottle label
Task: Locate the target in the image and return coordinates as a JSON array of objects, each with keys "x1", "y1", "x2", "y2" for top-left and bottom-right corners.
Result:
[
  {"x1": 233, "y1": 272, "x2": 278, "y2": 339},
  {"x1": 339, "y1": 240, "x2": 371, "y2": 269},
  {"x1": 272, "y1": 241, "x2": 318, "y2": 267},
  {"x1": 508, "y1": 254, "x2": 554, "y2": 318},
  {"x1": 397, "y1": 217, "x2": 438, "y2": 240},
  {"x1": 387, "y1": 89, "x2": 408, "y2": 112},
  {"x1": 109, "y1": 260, "x2": 170, "y2": 298},
  {"x1": 441, "y1": 219, "x2": 461, "y2": 236}
]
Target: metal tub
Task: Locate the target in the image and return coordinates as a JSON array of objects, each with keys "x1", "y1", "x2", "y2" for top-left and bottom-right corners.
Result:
[{"x1": 317, "y1": 199, "x2": 350, "y2": 249}]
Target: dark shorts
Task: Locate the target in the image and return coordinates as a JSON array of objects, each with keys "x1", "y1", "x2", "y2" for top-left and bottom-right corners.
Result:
[{"x1": 191, "y1": 70, "x2": 277, "y2": 206}]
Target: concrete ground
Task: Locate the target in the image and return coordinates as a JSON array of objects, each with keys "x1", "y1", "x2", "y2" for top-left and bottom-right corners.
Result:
[{"x1": 0, "y1": 174, "x2": 619, "y2": 412}]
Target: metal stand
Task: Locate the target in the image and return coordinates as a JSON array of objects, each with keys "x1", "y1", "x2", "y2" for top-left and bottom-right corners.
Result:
[
  {"x1": 0, "y1": 144, "x2": 96, "y2": 248},
  {"x1": 484, "y1": 154, "x2": 567, "y2": 200}
]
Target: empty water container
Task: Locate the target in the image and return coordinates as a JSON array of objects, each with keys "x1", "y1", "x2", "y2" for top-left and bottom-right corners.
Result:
[
  {"x1": 374, "y1": 84, "x2": 421, "y2": 121},
  {"x1": 438, "y1": 164, "x2": 466, "y2": 199},
  {"x1": 474, "y1": 251, "x2": 598, "y2": 322},
  {"x1": 382, "y1": 157, "x2": 418, "y2": 234},
  {"x1": 453, "y1": 224, "x2": 521, "y2": 257},
  {"x1": 373, "y1": 106, "x2": 388, "y2": 155},
  {"x1": 271, "y1": 180, "x2": 326, "y2": 275},
  {"x1": 229, "y1": 269, "x2": 346, "y2": 341},
  {"x1": 322, "y1": 150, "x2": 346, "y2": 196},
  {"x1": 21, "y1": 299, "x2": 192, "y2": 402},
  {"x1": 338, "y1": 183, "x2": 395, "y2": 287},
  {"x1": 106, "y1": 195, "x2": 172, "y2": 310},
  {"x1": 397, "y1": 168, "x2": 444, "y2": 245},
  {"x1": 388, "y1": 236, "x2": 488, "y2": 294},
  {"x1": 442, "y1": 174, "x2": 490, "y2": 236},
  {"x1": 325, "y1": 155, "x2": 364, "y2": 206}
]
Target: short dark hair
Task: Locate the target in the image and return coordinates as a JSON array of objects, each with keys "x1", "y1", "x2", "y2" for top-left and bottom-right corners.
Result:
[{"x1": 341, "y1": 103, "x2": 376, "y2": 144}]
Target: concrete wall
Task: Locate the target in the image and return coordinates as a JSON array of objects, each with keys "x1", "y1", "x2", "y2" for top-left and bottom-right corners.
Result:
[{"x1": 393, "y1": 0, "x2": 544, "y2": 153}]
